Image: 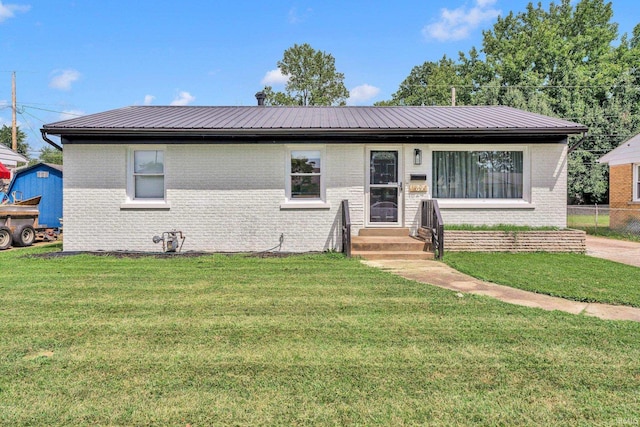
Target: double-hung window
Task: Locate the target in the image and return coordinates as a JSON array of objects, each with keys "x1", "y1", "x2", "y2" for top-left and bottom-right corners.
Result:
[
  {"x1": 282, "y1": 147, "x2": 328, "y2": 209},
  {"x1": 129, "y1": 149, "x2": 165, "y2": 200},
  {"x1": 290, "y1": 150, "x2": 322, "y2": 199},
  {"x1": 432, "y1": 149, "x2": 527, "y2": 200}
]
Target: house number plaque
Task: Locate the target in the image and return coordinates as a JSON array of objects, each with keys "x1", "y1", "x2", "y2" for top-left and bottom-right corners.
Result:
[{"x1": 409, "y1": 184, "x2": 428, "y2": 192}]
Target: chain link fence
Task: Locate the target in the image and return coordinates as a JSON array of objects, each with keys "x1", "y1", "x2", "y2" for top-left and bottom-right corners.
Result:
[{"x1": 567, "y1": 204, "x2": 640, "y2": 235}]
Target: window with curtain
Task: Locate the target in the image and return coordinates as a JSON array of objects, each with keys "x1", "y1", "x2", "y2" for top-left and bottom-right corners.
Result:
[{"x1": 433, "y1": 151, "x2": 523, "y2": 199}]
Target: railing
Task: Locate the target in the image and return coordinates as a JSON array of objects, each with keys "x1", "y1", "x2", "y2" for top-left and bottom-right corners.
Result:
[
  {"x1": 341, "y1": 199, "x2": 351, "y2": 258},
  {"x1": 421, "y1": 199, "x2": 444, "y2": 259}
]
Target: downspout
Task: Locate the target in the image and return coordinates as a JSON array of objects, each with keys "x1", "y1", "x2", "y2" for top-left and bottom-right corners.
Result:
[{"x1": 40, "y1": 130, "x2": 63, "y2": 151}]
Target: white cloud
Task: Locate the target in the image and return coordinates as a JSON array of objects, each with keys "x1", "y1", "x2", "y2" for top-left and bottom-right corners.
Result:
[
  {"x1": 0, "y1": 1, "x2": 31, "y2": 23},
  {"x1": 143, "y1": 95, "x2": 155, "y2": 105},
  {"x1": 49, "y1": 69, "x2": 81, "y2": 91},
  {"x1": 423, "y1": 0, "x2": 500, "y2": 42},
  {"x1": 347, "y1": 84, "x2": 381, "y2": 105},
  {"x1": 170, "y1": 91, "x2": 195, "y2": 106},
  {"x1": 261, "y1": 68, "x2": 289, "y2": 86},
  {"x1": 288, "y1": 6, "x2": 312, "y2": 24},
  {"x1": 58, "y1": 109, "x2": 85, "y2": 121}
]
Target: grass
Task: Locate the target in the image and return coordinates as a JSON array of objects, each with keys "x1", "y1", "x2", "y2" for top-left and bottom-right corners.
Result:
[
  {"x1": 567, "y1": 214, "x2": 610, "y2": 228},
  {"x1": 577, "y1": 226, "x2": 640, "y2": 242},
  {"x1": 444, "y1": 252, "x2": 640, "y2": 307},
  {"x1": 1, "y1": 244, "x2": 640, "y2": 425}
]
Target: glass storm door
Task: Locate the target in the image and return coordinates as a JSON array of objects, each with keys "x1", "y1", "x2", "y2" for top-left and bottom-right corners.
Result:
[{"x1": 368, "y1": 149, "x2": 402, "y2": 226}]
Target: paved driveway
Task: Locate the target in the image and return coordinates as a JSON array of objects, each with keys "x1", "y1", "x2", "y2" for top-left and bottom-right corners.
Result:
[{"x1": 585, "y1": 235, "x2": 640, "y2": 268}]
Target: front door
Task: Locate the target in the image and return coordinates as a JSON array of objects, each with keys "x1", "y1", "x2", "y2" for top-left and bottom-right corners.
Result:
[{"x1": 367, "y1": 148, "x2": 402, "y2": 226}]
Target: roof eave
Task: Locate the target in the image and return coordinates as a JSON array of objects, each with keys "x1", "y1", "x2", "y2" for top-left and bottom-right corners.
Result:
[{"x1": 42, "y1": 126, "x2": 587, "y2": 138}]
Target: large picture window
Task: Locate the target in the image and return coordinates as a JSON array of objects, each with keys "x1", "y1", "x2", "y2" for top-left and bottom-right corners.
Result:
[
  {"x1": 131, "y1": 150, "x2": 165, "y2": 199},
  {"x1": 433, "y1": 150, "x2": 523, "y2": 199},
  {"x1": 288, "y1": 150, "x2": 322, "y2": 200}
]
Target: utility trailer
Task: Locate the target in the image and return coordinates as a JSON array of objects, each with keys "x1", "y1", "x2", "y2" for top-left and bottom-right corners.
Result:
[{"x1": 0, "y1": 195, "x2": 43, "y2": 250}]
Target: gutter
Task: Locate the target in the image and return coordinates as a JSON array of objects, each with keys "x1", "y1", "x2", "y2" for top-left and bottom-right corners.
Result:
[
  {"x1": 40, "y1": 130, "x2": 63, "y2": 151},
  {"x1": 41, "y1": 126, "x2": 589, "y2": 138}
]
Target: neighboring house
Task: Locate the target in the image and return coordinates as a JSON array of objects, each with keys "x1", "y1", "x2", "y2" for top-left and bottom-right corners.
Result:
[
  {"x1": 0, "y1": 144, "x2": 28, "y2": 196},
  {"x1": 598, "y1": 133, "x2": 640, "y2": 232},
  {"x1": 0, "y1": 143, "x2": 28, "y2": 168},
  {"x1": 6, "y1": 163, "x2": 63, "y2": 228},
  {"x1": 0, "y1": 143, "x2": 28, "y2": 178},
  {"x1": 41, "y1": 104, "x2": 586, "y2": 253}
]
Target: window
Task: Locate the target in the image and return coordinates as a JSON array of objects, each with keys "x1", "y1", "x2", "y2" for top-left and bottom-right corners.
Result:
[
  {"x1": 433, "y1": 150, "x2": 524, "y2": 199},
  {"x1": 282, "y1": 147, "x2": 328, "y2": 209},
  {"x1": 36, "y1": 171, "x2": 49, "y2": 178},
  {"x1": 634, "y1": 164, "x2": 640, "y2": 202},
  {"x1": 289, "y1": 150, "x2": 322, "y2": 200},
  {"x1": 130, "y1": 149, "x2": 165, "y2": 200}
]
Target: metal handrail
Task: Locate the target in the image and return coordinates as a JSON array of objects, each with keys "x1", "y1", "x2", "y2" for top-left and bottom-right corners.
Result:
[
  {"x1": 421, "y1": 199, "x2": 444, "y2": 259},
  {"x1": 341, "y1": 199, "x2": 351, "y2": 257}
]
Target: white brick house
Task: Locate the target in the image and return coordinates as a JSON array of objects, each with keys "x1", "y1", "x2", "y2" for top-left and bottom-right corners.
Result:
[{"x1": 42, "y1": 105, "x2": 586, "y2": 253}]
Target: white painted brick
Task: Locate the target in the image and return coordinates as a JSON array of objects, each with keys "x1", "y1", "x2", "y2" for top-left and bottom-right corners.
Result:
[{"x1": 63, "y1": 142, "x2": 568, "y2": 252}]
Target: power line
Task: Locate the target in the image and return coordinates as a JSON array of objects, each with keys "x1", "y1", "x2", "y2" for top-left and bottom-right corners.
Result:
[{"x1": 20, "y1": 105, "x2": 84, "y2": 117}]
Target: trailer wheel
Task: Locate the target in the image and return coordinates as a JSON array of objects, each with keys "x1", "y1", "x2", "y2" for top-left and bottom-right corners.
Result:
[
  {"x1": 0, "y1": 226, "x2": 12, "y2": 250},
  {"x1": 12, "y1": 225, "x2": 36, "y2": 247}
]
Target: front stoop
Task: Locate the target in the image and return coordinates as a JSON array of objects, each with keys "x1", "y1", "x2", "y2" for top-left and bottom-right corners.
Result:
[{"x1": 352, "y1": 228, "x2": 434, "y2": 260}]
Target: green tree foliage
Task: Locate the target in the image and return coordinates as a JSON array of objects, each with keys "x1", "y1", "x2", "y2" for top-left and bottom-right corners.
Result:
[
  {"x1": 376, "y1": 56, "x2": 472, "y2": 106},
  {"x1": 37, "y1": 146, "x2": 63, "y2": 165},
  {"x1": 382, "y1": 0, "x2": 640, "y2": 204},
  {"x1": 0, "y1": 125, "x2": 30, "y2": 158},
  {"x1": 264, "y1": 43, "x2": 349, "y2": 106}
]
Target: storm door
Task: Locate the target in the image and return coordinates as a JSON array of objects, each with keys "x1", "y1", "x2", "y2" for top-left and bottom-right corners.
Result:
[{"x1": 367, "y1": 149, "x2": 402, "y2": 226}]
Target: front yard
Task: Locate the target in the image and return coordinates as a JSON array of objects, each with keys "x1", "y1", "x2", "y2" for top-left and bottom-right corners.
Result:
[
  {"x1": 1, "y1": 244, "x2": 639, "y2": 425},
  {"x1": 444, "y1": 252, "x2": 640, "y2": 307}
]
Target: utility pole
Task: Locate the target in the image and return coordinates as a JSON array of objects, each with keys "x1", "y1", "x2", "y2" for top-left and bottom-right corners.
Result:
[
  {"x1": 451, "y1": 86, "x2": 456, "y2": 107},
  {"x1": 11, "y1": 71, "x2": 17, "y2": 152}
]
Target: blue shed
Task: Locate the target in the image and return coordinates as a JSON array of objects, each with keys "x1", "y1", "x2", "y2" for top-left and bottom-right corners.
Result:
[{"x1": 7, "y1": 163, "x2": 63, "y2": 228}]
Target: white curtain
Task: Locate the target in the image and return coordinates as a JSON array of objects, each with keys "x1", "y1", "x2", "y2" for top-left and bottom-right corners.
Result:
[{"x1": 433, "y1": 151, "x2": 523, "y2": 198}]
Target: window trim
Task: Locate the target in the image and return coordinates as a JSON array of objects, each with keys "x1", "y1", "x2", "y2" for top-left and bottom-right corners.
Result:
[
  {"x1": 428, "y1": 145, "x2": 531, "y2": 208},
  {"x1": 121, "y1": 146, "x2": 170, "y2": 210},
  {"x1": 281, "y1": 145, "x2": 330, "y2": 210}
]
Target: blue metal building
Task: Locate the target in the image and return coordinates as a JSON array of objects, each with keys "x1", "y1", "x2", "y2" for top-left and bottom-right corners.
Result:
[{"x1": 7, "y1": 163, "x2": 63, "y2": 228}]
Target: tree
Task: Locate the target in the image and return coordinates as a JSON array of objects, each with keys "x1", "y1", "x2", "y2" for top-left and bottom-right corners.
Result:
[
  {"x1": 376, "y1": 56, "x2": 472, "y2": 106},
  {"x1": 37, "y1": 146, "x2": 63, "y2": 165},
  {"x1": 0, "y1": 125, "x2": 30, "y2": 158},
  {"x1": 381, "y1": 0, "x2": 640, "y2": 204},
  {"x1": 263, "y1": 43, "x2": 349, "y2": 106}
]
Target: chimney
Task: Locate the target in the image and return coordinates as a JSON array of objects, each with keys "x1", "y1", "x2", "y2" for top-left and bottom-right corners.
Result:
[{"x1": 255, "y1": 91, "x2": 266, "y2": 106}]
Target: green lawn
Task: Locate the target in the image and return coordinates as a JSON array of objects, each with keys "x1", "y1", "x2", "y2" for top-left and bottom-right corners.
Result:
[
  {"x1": 1, "y1": 244, "x2": 640, "y2": 425},
  {"x1": 567, "y1": 213, "x2": 610, "y2": 228},
  {"x1": 444, "y1": 252, "x2": 640, "y2": 307}
]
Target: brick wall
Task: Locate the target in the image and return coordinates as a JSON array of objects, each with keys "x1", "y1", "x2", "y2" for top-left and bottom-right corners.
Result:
[
  {"x1": 443, "y1": 230, "x2": 586, "y2": 252},
  {"x1": 64, "y1": 143, "x2": 364, "y2": 252},
  {"x1": 63, "y1": 141, "x2": 571, "y2": 252},
  {"x1": 609, "y1": 164, "x2": 640, "y2": 230}
]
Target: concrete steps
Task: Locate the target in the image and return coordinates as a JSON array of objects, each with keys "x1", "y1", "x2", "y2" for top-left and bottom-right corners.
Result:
[{"x1": 351, "y1": 228, "x2": 434, "y2": 260}]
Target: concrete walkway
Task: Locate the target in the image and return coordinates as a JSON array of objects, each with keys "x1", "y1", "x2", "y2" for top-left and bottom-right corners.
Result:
[
  {"x1": 362, "y1": 258, "x2": 640, "y2": 322},
  {"x1": 586, "y1": 235, "x2": 640, "y2": 267}
]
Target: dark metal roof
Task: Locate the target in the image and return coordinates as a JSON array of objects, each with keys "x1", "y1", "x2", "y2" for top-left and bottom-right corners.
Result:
[{"x1": 42, "y1": 105, "x2": 587, "y2": 137}]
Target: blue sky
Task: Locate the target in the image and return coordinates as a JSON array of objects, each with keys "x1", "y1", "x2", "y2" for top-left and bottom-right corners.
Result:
[{"x1": 0, "y1": 0, "x2": 637, "y2": 154}]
